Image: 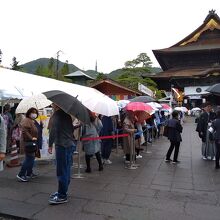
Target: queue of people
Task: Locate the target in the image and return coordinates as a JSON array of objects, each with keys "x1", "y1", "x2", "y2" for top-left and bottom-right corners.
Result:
[
  {"x1": 196, "y1": 102, "x2": 220, "y2": 169},
  {"x1": 1, "y1": 100, "x2": 220, "y2": 206}
]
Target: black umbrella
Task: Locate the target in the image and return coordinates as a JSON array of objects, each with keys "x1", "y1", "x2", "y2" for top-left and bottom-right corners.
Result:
[
  {"x1": 43, "y1": 90, "x2": 90, "y2": 124},
  {"x1": 129, "y1": 95, "x2": 156, "y2": 103},
  {"x1": 206, "y1": 83, "x2": 220, "y2": 95}
]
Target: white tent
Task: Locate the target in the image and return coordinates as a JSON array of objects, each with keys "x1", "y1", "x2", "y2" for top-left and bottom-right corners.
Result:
[{"x1": 0, "y1": 68, "x2": 119, "y2": 116}]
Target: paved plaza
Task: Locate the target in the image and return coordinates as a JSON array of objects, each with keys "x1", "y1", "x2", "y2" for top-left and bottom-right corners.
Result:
[{"x1": 1, "y1": 117, "x2": 220, "y2": 220}]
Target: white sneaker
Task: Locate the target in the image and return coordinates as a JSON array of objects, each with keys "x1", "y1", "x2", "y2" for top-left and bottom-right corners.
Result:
[
  {"x1": 202, "y1": 156, "x2": 207, "y2": 160},
  {"x1": 136, "y1": 155, "x2": 142, "y2": 159},
  {"x1": 105, "y1": 159, "x2": 112, "y2": 164},
  {"x1": 125, "y1": 160, "x2": 130, "y2": 164}
]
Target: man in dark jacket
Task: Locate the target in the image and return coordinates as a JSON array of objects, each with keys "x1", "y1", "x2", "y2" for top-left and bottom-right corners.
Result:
[
  {"x1": 211, "y1": 110, "x2": 220, "y2": 169},
  {"x1": 48, "y1": 104, "x2": 75, "y2": 205},
  {"x1": 165, "y1": 110, "x2": 183, "y2": 164},
  {"x1": 196, "y1": 102, "x2": 216, "y2": 159}
]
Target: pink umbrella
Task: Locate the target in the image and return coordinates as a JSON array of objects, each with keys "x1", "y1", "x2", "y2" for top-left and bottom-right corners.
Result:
[
  {"x1": 161, "y1": 103, "x2": 171, "y2": 110},
  {"x1": 125, "y1": 102, "x2": 154, "y2": 112}
]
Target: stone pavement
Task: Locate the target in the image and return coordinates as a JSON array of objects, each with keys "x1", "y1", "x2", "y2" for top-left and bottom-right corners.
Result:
[{"x1": 1, "y1": 117, "x2": 220, "y2": 220}]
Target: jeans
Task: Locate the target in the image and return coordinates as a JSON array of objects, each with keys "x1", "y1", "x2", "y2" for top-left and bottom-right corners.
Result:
[
  {"x1": 19, "y1": 154, "x2": 35, "y2": 176},
  {"x1": 56, "y1": 145, "x2": 73, "y2": 198},
  {"x1": 166, "y1": 141, "x2": 180, "y2": 162},
  {"x1": 101, "y1": 140, "x2": 113, "y2": 160}
]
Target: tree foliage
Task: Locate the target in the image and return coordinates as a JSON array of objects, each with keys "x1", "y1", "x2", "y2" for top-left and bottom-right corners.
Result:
[
  {"x1": 0, "y1": 49, "x2": 2, "y2": 64},
  {"x1": 117, "y1": 53, "x2": 162, "y2": 99},
  {"x1": 34, "y1": 58, "x2": 71, "y2": 82},
  {"x1": 11, "y1": 57, "x2": 21, "y2": 70},
  {"x1": 124, "y1": 53, "x2": 152, "y2": 68}
]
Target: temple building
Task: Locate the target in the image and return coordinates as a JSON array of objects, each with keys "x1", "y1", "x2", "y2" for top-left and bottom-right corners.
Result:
[
  {"x1": 150, "y1": 10, "x2": 220, "y2": 107},
  {"x1": 90, "y1": 78, "x2": 141, "y2": 100},
  {"x1": 65, "y1": 70, "x2": 95, "y2": 85}
]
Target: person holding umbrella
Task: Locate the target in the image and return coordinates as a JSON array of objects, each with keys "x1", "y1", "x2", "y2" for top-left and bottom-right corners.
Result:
[
  {"x1": 42, "y1": 90, "x2": 90, "y2": 205},
  {"x1": 48, "y1": 104, "x2": 75, "y2": 205}
]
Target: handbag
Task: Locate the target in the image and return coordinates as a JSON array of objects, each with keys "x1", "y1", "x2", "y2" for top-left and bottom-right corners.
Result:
[
  {"x1": 163, "y1": 125, "x2": 169, "y2": 137},
  {"x1": 24, "y1": 141, "x2": 38, "y2": 153}
]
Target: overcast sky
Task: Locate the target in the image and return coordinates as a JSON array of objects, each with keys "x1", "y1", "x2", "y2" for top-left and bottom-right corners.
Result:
[{"x1": 0, "y1": 0, "x2": 219, "y2": 73}]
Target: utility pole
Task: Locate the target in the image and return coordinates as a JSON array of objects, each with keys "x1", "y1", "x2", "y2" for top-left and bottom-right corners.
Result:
[{"x1": 56, "y1": 50, "x2": 62, "y2": 80}]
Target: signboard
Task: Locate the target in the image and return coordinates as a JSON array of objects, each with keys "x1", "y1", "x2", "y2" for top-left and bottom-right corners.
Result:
[
  {"x1": 184, "y1": 86, "x2": 209, "y2": 96},
  {"x1": 138, "y1": 83, "x2": 154, "y2": 97},
  {"x1": 188, "y1": 95, "x2": 201, "y2": 99}
]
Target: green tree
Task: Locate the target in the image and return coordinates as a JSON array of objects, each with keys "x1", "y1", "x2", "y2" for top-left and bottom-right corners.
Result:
[
  {"x1": 96, "y1": 72, "x2": 106, "y2": 80},
  {"x1": 124, "y1": 52, "x2": 152, "y2": 68},
  {"x1": 0, "y1": 49, "x2": 2, "y2": 64},
  {"x1": 60, "y1": 60, "x2": 72, "y2": 82},
  {"x1": 60, "y1": 60, "x2": 69, "y2": 76},
  {"x1": 48, "y1": 57, "x2": 56, "y2": 78},
  {"x1": 136, "y1": 53, "x2": 152, "y2": 67},
  {"x1": 35, "y1": 65, "x2": 49, "y2": 77},
  {"x1": 11, "y1": 57, "x2": 21, "y2": 70},
  {"x1": 116, "y1": 68, "x2": 162, "y2": 99},
  {"x1": 124, "y1": 59, "x2": 139, "y2": 68}
]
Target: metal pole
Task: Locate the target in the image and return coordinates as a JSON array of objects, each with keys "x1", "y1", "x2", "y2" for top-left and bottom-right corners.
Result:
[
  {"x1": 72, "y1": 126, "x2": 84, "y2": 179},
  {"x1": 56, "y1": 50, "x2": 62, "y2": 80},
  {"x1": 116, "y1": 129, "x2": 119, "y2": 154}
]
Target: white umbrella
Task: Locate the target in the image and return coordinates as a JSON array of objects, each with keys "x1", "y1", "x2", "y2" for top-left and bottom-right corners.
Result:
[
  {"x1": 191, "y1": 107, "x2": 201, "y2": 112},
  {"x1": 16, "y1": 94, "x2": 52, "y2": 114},
  {"x1": 148, "y1": 102, "x2": 162, "y2": 109},
  {"x1": 83, "y1": 94, "x2": 119, "y2": 116},
  {"x1": 174, "y1": 106, "x2": 188, "y2": 112},
  {"x1": 0, "y1": 68, "x2": 119, "y2": 116},
  {"x1": 116, "y1": 100, "x2": 130, "y2": 109}
]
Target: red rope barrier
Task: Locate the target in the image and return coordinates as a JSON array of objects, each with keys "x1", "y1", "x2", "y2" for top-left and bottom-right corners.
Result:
[{"x1": 81, "y1": 133, "x2": 129, "y2": 141}]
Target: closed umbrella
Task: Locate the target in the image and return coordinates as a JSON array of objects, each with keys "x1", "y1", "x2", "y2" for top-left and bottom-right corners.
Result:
[
  {"x1": 16, "y1": 94, "x2": 52, "y2": 114},
  {"x1": 43, "y1": 90, "x2": 90, "y2": 124}
]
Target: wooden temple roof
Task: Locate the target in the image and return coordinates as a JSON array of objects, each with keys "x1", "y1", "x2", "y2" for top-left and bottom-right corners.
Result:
[
  {"x1": 153, "y1": 10, "x2": 220, "y2": 71},
  {"x1": 151, "y1": 67, "x2": 220, "y2": 79},
  {"x1": 65, "y1": 70, "x2": 95, "y2": 80},
  {"x1": 90, "y1": 78, "x2": 141, "y2": 96}
]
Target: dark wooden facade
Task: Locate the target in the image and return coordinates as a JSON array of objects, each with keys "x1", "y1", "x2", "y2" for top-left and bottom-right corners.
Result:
[
  {"x1": 90, "y1": 79, "x2": 141, "y2": 100},
  {"x1": 149, "y1": 10, "x2": 220, "y2": 92}
]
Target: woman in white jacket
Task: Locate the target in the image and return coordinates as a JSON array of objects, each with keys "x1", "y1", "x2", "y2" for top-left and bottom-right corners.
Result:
[{"x1": 0, "y1": 115, "x2": 6, "y2": 171}]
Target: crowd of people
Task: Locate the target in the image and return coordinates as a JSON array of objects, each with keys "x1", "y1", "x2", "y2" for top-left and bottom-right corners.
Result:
[
  {"x1": 0, "y1": 101, "x2": 220, "y2": 205},
  {"x1": 196, "y1": 102, "x2": 220, "y2": 168}
]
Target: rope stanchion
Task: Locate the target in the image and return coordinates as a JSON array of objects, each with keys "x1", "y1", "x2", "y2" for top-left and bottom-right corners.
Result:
[
  {"x1": 116, "y1": 129, "x2": 119, "y2": 154},
  {"x1": 81, "y1": 133, "x2": 129, "y2": 141},
  {"x1": 7, "y1": 139, "x2": 21, "y2": 168},
  {"x1": 72, "y1": 127, "x2": 84, "y2": 179}
]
